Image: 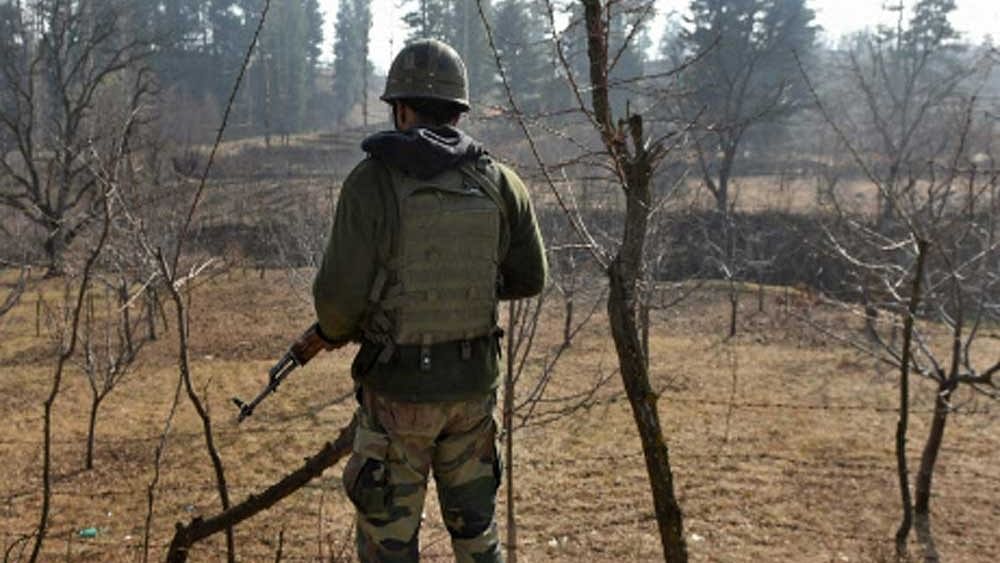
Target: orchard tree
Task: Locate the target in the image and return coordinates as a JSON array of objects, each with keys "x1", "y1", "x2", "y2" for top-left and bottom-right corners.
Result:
[
  {"x1": 481, "y1": 0, "x2": 693, "y2": 557},
  {"x1": 838, "y1": 0, "x2": 970, "y2": 229},
  {"x1": 673, "y1": 0, "x2": 818, "y2": 215},
  {"x1": 666, "y1": 0, "x2": 817, "y2": 337}
]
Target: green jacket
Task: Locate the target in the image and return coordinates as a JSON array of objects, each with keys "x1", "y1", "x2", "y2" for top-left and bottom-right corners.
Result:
[{"x1": 313, "y1": 129, "x2": 547, "y2": 402}]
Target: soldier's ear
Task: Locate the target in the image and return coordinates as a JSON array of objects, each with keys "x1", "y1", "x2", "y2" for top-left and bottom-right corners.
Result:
[
  {"x1": 390, "y1": 102, "x2": 402, "y2": 131},
  {"x1": 395, "y1": 102, "x2": 415, "y2": 131}
]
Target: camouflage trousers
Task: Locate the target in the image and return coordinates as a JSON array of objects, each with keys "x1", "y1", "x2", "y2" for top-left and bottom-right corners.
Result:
[{"x1": 342, "y1": 387, "x2": 503, "y2": 563}]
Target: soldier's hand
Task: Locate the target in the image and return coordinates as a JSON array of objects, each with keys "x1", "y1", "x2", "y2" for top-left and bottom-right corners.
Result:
[{"x1": 290, "y1": 323, "x2": 344, "y2": 366}]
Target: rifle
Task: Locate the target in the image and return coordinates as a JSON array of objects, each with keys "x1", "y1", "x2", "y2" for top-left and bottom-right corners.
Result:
[{"x1": 232, "y1": 323, "x2": 342, "y2": 422}]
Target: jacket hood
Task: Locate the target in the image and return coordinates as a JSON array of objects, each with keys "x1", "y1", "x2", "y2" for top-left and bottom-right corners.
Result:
[{"x1": 361, "y1": 126, "x2": 485, "y2": 180}]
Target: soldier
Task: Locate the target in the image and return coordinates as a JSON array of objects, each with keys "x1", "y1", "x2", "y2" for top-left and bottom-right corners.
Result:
[{"x1": 311, "y1": 39, "x2": 547, "y2": 563}]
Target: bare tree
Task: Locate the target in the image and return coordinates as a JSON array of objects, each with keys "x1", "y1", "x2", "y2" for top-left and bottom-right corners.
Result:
[
  {"x1": 77, "y1": 271, "x2": 152, "y2": 470},
  {"x1": 803, "y1": 48, "x2": 999, "y2": 559},
  {"x1": 477, "y1": 0, "x2": 695, "y2": 558},
  {"x1": 110, "y1": 3, "x2": 273, "y2": 560},
  {"x1": 27, "y1": 155, "x2": 115, "y2": 563},
  {"x1": 0, "y1": 0, "x2": 152, "y2": 275},
  {"x1": 665, "y1": 0, "x2": 818, "y2": 216},
  {"x1": 836, "y1": 0, "x2": 972, "y2": 230},
  {"x1": 16, "y1": 11, "x2": 153, "y2": 553}
]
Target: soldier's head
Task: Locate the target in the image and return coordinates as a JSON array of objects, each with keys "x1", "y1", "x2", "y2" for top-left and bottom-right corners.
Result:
[{"x1": 381, "y1": 39, "x2": 469, "y2": 131}]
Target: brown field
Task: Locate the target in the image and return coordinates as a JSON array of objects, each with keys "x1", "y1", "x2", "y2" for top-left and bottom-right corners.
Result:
[{"x1": 0, "y1": 269, "x2": 997, "y2": 563}]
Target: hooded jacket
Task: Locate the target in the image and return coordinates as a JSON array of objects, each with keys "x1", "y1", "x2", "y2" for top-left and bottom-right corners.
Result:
[{"x1": 313, "y1": 126, "x2": 547, "y2": 402}]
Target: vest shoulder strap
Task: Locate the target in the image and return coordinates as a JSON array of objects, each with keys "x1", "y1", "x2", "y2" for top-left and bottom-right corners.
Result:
[{"x1": 458, "y1": 158, "x2": 511, "y2": 260}]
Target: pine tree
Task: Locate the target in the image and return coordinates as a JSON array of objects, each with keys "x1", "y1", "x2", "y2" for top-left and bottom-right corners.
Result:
[
  {"x1": 608, "y1": 0, "x2": 649, "y2": 115},
  {"x1": 493, "y1": 0, "x2": 549, "y2": 112},
  {"x1": 401, "y1": 0, "x2": 496, "y2": 102},
  {"x1": 403, "y1": 0, "x2": 452, "y2": 40},
  {"x1": 452, "y1": 0, "x2": 496, "y2": 102},
  {"x1": 208, "y1": 1, "x2": 251, "y2": 104},
  {"x1": 304, "y1": 0, "x2": 324, "y2": 89},
  {"x1": 354, "y1": 0, "x2": 373, "y2": 125},
  {"x1": 674, "y1": 0, "x2": 818, "y2": 214},
  {"x1": 0, "y1": 1, "x2": 24, "y2": 154},
  {"x1": 249, "y1": 0, "x2": 311, "y2": 140},
  {"x1": 331, "y1": 0, "x2": 372, "y2": 126}
]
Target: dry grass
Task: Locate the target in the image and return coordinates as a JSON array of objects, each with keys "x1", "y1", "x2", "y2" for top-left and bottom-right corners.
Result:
[{"x1": 0, "y1": 270, "x2": 997, "y2": 562}]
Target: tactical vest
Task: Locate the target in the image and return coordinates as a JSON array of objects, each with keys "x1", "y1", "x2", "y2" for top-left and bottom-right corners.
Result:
[{"x1": 364, "y1": 157, "x2": 509, "y2": 370}]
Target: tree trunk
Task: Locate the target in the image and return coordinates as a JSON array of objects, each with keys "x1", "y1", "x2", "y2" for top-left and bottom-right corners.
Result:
[
  {"x1": 146, "y1": 290, "x2": 157, "y2": 341},
  {"x1": 43, "y1": 233, "x2": 66, "y2": 278},
  {"x1": 578, "y1": 2, "x2": 687, "y2": 558},
  {"x1": 164, "y1": 286, "x2": 236, "y2": 562},
  {"x1": 640, "y1": 298, "x2": 651, "y2": 371},
  {"x1": 563, "y1": 296, "x2": 574, "y2": 348},
  {"x1": 605, "y1": 118, "x2": 686, "y2": 561},
  {"x1": 85, "y1": 394, "x2": 102, "y2": 470},
  {"x1": 728, "y1": 280, "x2": 739, "y2": 338},
  {"x1": 915, "y1": 381, "x2": 952, "y2": 515},
  {"x1": 608, "y1": 262, "x2": 687, "y2": 562},
  {"x1": 120, "y1": 279, "x2": 133, "y2": 356},
  {"x1": 894, "y1": 239, "x2": 929, "y2": 556}
]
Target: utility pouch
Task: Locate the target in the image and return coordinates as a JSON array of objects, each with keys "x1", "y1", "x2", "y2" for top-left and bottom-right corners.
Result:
[
  {"x1": 342, "y1": 425, "x2": 393, "y2": 520},
  {"x1": 351, "y1": 340, "x2": 386, "y2": 382}
]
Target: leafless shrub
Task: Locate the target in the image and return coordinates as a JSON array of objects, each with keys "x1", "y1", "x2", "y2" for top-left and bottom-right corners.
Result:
[{"x1": 77, "y1": 271, "x2": 153, "y2": 470}]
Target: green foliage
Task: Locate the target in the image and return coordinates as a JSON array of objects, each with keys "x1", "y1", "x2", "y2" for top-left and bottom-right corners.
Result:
[
  {"x1": 896, "y1": 0, "x2": 960, "y2": 52},
  {"x1": 400, "y1": 0, "x2": 497, "y2": 102},
  {"x1": 403, "y1": 0, "x2": 453, "y2": 40},
  {"x1": 265, "y1": 0, "x2": 310, "y2": 134},
  {"x1": 608, "y1": 1, "x2": 651, "y2": 115},
  {"x1": 123, "y1": 0, "x2": 326, "y2": 138},
  {"x1": 492, "y1": 0, "x2": 549, "y2": 112},
  {"x1": 679, "y1": 0, "x2": 818, "y2": 126},
  {"x1": 560, "y1": 0, "x2": 649, "y2": 116},
  {"x1": 671, "y1": 0, "x2": 818, "y2": 211},
  {"x1": 331, "y1": 0, "x2": 372, "y2": 125},
  {"x1": 304, "y1": 0, "x2": 325, "y2": 74}
]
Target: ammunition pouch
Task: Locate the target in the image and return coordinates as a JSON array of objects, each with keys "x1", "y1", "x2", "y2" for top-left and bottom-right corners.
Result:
[{"x1": 342, "y1": 425, "x2": 393, "y2": 521}]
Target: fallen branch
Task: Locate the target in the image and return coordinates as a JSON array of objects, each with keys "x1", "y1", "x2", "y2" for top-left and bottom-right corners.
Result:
[{"x1": 165, "y1": 418, "x2": 356, "y2": 563}]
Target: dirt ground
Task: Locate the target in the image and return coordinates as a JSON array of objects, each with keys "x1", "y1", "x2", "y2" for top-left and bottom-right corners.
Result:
[{"x1": 0, "y1": 271, "x2": 997, "y2": 562}]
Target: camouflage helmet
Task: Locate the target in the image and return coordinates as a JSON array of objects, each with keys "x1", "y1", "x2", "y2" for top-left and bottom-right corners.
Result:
[{"x1": 381, "y1": 39, "x2": 470, "y2": 111}]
